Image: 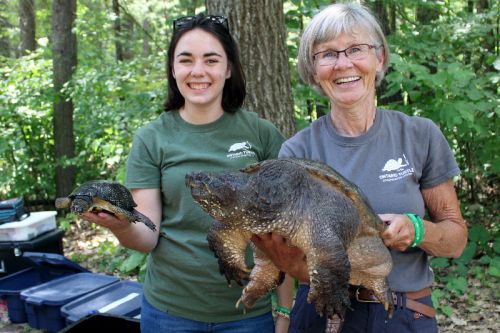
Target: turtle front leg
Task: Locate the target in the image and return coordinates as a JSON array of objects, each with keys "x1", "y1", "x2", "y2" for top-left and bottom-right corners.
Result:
[
  {"x1": 207, "y1": 221, "x2": 252, "y2": 286},
  {"x1": 306, "y1": 234, "x2": 351, "y2": 320},
  {"x1": 236, "y1": 244, "x2": 282, "y2": 310}
]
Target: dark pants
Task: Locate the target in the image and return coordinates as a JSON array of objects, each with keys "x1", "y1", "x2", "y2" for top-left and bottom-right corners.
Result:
[
  {"x1": 140, "y1": 296, "x2": 274, "y2": 333},
  {"x1": 289, "y1": 285, "x2": 438, "y2": 333}
]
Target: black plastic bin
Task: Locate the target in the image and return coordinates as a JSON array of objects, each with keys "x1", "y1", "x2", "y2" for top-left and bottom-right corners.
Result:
[
  {"x1": 58, "y1": 313, "x2": 140, "y2": 333},
  {"x1": 0, "y1": 229, "x2": 64, "y2": 277},
  {"x1": 0, "y1": 252, "x2": 88, "y2": 323},
  {"x1": 61, "y1": 280, "x2": 142, "y2": 325},
  {"x1": 21, "y1": 272, "x2": 119, "y2": 332}
]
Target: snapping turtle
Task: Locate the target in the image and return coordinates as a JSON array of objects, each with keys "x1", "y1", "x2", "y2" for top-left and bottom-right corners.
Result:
[
  {"x1": 55, "y1": 180, "x2": 156, "y2": 231},
  {"x1": 186, "y1": 158, "x2": 392, "y2": 321}
]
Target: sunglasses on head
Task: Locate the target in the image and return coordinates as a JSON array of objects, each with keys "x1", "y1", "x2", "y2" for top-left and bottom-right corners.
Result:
[{"x1": 173, "y1": 15, "x2": 229, "y2": 32}]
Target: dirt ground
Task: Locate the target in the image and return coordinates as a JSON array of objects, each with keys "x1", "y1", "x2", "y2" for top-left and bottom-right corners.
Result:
[{"x1": 0, "y1": 223, "x2": 498, "y2": 332}]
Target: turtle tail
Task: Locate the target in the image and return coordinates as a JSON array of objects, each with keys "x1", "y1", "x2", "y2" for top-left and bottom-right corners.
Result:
[{"x1": 132, "y1": 209, "x2": 157, "y2": 232}]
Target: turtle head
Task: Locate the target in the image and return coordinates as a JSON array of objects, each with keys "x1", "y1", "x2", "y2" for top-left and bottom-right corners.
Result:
[
  {"x1": 185, "y1": 170, "x2": 249, "y2": 222},
  {"x1": 55, "y1": 197, "x2": 71, "y2": 209}
]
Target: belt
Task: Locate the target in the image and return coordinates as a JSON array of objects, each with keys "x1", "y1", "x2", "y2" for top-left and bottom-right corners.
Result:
[{"x1": 348, "y1": 286, "x2": 436, "y2": 318}]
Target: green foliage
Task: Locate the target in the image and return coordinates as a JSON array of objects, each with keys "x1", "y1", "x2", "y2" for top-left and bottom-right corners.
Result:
[
  {"x1": 430, "y1": 216, "x2": 500, "y2": 316},
  {"x1": 383, "y1": 3, "x2": 499, "y2": 203},
  {"x1": 69, "y1": 57, "x2": 164, "y2": 184},
  {"x1": 284, "y1": 0, "x2": 332, "y2": 130},
  {"x1": 119, "y1": 249, "x2": 148, "y2": 282},
  {"x1": 0, "y1": 45, "x2": 55, "y2": 201}
]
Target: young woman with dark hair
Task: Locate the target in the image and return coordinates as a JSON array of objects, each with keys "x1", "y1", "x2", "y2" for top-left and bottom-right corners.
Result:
[{"x1": 82, "y1": 13, "x2": 291, "y2": 333}]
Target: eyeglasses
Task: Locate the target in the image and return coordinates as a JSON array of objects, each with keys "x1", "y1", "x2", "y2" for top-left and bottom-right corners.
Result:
[
  {"x1": 313, "y1": 44, "x2": 381, "y2": 66},
  {"x1": 173, "y1": 15, "x2": 229, "y2": 32}
]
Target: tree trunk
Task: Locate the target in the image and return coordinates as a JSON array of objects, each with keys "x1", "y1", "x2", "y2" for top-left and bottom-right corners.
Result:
[
  {"x1": 52, "y1": 0, "x2": 77, "y2": 197},
  {"x1": 112, "y1": 0, "x2": 124, "y2": 61},
  {"x1": 19, "y1": 0, "x2": 36, "y2": 55},
  {"x1": 416, "y1": 1, "x2": 439, "y2": 74},
  {"x1": 372, "y1": 0, "x2": 390, "y2": 35},
  {"x1": 0, "y1": 1, "x2": 13, "y2": 57},
  {"x1": 476, "y1": 0, "x2": 490, "y2": 12},
  {"x1": 142, "y1": 17, "x2": 151, "y2": 57},
  {"x1": 121, "y1": 15, "x2": 134, "y2": 60},
  {"x1": 206, "y1": 0, "x2": 296, "y2": 138},
  {"x1": 113, "y1": 0, "x2": 134, "y2": 61},
  {"x1": 389, "y1": 3, "x2": 396, "y2": 35},
  {"x1": 180, "y1": 0, "x2": 200, "y2": 16},
  {"x1": 416, "y1": 1, "x2": 440, "y2": 24}
]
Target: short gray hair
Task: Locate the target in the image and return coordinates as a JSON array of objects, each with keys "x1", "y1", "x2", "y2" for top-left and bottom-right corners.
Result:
[{"x1": 297, "y1": 3, "x2": 390, "y2": 94}]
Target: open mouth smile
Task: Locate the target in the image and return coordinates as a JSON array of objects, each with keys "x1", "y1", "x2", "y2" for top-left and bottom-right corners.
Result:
[
  {"x1": 335, "y1": 76, "x2": 361, "y2": 84},
  {"x1": 188, "y1": 82, "x2": 211, "y2": 90}
]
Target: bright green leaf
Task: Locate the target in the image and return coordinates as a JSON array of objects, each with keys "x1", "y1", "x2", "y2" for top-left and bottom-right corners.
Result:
[
  {"x1": 441, "y1": 305, "x2": 454, "y2": 317},
  {"x1": 478, "y1": 255, "x2": 491, "y2": 265},
  {"x1": 488, "y1": 265, "x2": 500, "y2": 277},
  {"x1": 431, "y1": 289, "x2": 444, "y2": 309},
  {"x1": 454, "y1": 242, "x2": 476, "y2": 265},
  {"x1": 431, "y1": 257, "x2": 450, "y2": 269},
  {"x1": 466, "y1": 87, "x2": 483, "y2": 101},
  {"x1": 446, "y1": 276, "x2": 468, "y2": 294},
  {"x1": 494, "y1": 238, "x2": 500, "y2": 254},
  {"x1": 487, "y1": 256, "x2": 500, "y2": 277},
  {"x1": 469, "y1": 225, "x2": 490, "y2": 244},
  {"x1": 119, "y1": 250, "x2": 147, "y2": 273}
]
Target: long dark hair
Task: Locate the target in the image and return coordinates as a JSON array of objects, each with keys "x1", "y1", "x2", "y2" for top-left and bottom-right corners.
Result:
[{"x1": 164, "y1": 13, "x2": 246, "y2": 113}]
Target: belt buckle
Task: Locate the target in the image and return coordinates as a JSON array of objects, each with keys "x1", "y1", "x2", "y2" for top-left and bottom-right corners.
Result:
[{"x1": 355, "y1": 288, "x2": 379, "y2": 303}]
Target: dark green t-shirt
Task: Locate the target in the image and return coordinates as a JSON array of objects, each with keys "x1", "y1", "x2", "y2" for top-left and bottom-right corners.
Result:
[{"x1": 125, "y1": 109, "x2": 285, "y2": 322}]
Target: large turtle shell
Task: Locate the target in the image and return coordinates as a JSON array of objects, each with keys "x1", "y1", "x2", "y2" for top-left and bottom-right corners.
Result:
[{"x1": 69, "y1": 180, "x2": 137, "y2": 210}]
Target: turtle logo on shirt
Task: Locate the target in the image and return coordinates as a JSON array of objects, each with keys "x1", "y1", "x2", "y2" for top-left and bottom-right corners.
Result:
[
  {"x1": 381, "y1": 155, "x2": 409, "y2": 172},
  {"x1": 379, "y1": 154, "x2": 414, "y2": 183},
  {"x1": 227, "y1": 141, "x2": 256, "y2": 159},
  {"x1": 228, "y1": 141, "x2": 251, "y2": 152}
]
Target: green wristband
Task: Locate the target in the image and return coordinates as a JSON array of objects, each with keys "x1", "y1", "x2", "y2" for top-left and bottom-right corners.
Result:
[
  {"x1": 274, "y1": 305, "x2": 291, "y2": 316},
  {"x1": 405, "y1": 213, "x2": 425, "y2": 247}
]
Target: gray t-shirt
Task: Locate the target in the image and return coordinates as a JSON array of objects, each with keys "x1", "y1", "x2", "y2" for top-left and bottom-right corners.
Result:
[{"x1": 279, "y1": 108, "x2": 460, "y2": 291}]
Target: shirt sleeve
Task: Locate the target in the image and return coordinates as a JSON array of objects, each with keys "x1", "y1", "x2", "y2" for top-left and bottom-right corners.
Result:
[
  {"x1": 279, "y1": 132, "x2": 307, "y2": 158},
  {"x1": 420, "y1": 120, "x2": 460, "y2": 189},
  {"x1": 125, "y1": 132, "x2": 161, "y2": 189},
  {"x1": 258, "y1": 119, "x2": 285, "y2": 160}
]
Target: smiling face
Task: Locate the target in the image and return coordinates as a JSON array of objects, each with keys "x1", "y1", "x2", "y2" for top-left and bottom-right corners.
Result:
[
  {"x1": 313, "y1": 30, "x2": 384, "y2": 110},
  {"x1": 172, "y1": 28, "x2": 231, "y2": 110}
]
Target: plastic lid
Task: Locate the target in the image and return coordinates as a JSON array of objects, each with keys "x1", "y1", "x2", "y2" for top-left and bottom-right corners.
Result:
[
  {"x1": 22, "y1": 252, "x2": 88, "y2": 273},
  {"x1": 20, "y1": 273, "x2": 119, "y2": 306},
  {"x1": 61, "y1": 281, "x2": 143, "y2": 322}
]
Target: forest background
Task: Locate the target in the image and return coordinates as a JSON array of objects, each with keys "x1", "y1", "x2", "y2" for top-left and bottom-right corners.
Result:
[{"x1": 0, "y1": 0, "x2": 498, "y2": 330}]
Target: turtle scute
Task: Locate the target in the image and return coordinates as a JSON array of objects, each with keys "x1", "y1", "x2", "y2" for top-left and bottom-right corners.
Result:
[{"x1": 55, "y1": 180, "x2": 156, "y2": 232}]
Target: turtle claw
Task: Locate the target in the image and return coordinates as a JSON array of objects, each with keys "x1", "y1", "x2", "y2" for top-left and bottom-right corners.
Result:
[
  {"x1": 385, "y1": 300, "x2": 394, "y2": 319},
  {"x1": 325, "y1": 315, "x2": 344, "y2": 333},
  {"x1": 308, "y1": 268, "x2": 350, "y2": 319},
  {"x1": 218, "y1": 258, "x2": 250, "y2": 286},
  {"x1": 309, "y1": 284, "x2": 349, "y2": 319},
  {"x1": 235, "y1": 297, "x2": 248, "y2": 313}
]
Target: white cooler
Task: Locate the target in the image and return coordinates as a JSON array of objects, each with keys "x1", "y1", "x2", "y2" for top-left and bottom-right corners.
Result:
[{"x1": 0, "y1": 211, "x2": 57, "y2": 241}]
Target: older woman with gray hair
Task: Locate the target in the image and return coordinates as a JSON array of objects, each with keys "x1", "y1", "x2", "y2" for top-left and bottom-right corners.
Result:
[{"x1": 252, "y1": 3, "x2": 467, "y2": 333}]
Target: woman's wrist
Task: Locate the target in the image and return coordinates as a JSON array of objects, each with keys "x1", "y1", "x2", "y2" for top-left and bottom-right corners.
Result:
[
  {"x1": 274, "y1": 305, "x2": 291, "y2": 320},
  {"x1": 404, "y1": 213, "x2": 425, "y2": 247}
]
